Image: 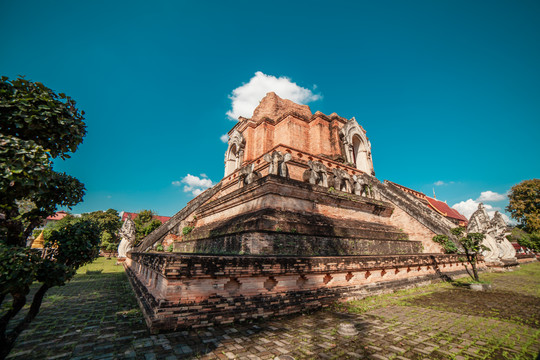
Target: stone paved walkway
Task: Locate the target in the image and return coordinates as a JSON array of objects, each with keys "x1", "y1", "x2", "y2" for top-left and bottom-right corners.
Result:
[{"x1": 7, "y1": 259, "x2": 540, "y2": 360}]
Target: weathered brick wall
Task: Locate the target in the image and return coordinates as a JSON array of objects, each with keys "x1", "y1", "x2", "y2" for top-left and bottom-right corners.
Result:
[
  {"x1": 175, "y1": 232, "x2": 422, "y2": 256},
  {"x1": 125, "y1": 252, "x2": 484, "y2": 333},
  {"x1": 191, "y1": 159, "x2": 455, "y2": 250},
  {"x1": 516, "y1": 255, "x2": 537, "y2": 264},
  {"x1": 194, "y1": 175, "x2": 393, "y2": 227},
  {"x1": 385, "y1": 205, "x2": 442, "y2": 253}
]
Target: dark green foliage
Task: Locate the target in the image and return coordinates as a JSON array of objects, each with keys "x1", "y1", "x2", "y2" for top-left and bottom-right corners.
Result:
[
  {"x1": 135, "y1": 210, "x2": 153, "y2": 225},
  {"x1": 0, "y1": 76, "x2": 86, "y2": 247},
  {"x1": 0, "y1": 245, "x2": 41, "y2": 297},
  {"x1": 100, "y1": 232, "x2": 116, "y2": 251},
  {"x1": 182, "y1": 226, "x2": 194, "y2": 236},
  {"x1": 506, "y1": 179, "x2": 540, "y2": 233},
  {"x1": 443, "y1": 240, "x2": 458, "y2": 253},
  {"x1": 507, "y1": 227, "x2": 540, "y2": 252},
  {"x1": 0, "y1": 76, "x2": 86, "y2": 159},
  {"x1": 433, "y1": 227, "x2": 488, "y2": 281},
  {"x1": 81, "y1": 209, "x2": 121, "y2": 250},
  {"x1": 133, "y1": 210, "x2": 163, "y2": 244},
  {"x1": 432, "y1": 234, "x2": 458, "y2": 254},
  {"x1": 41, "y1": 219, "x2": 100, "y2": 280},
  {"x1": 167, "y1": 244, "x2": 173, "y2": 252},
  {"x1": 0, "y1": 217, "x2": 101, "y2": 359},
  {"x1": 155, "y1": 244, "x2": 164, "y2": 252},
  {"x1": 0, "y1": 76, "x2": 92, "y2": 359},
  {"x1": 453, "y1": 227, "x2": 488, "y2": 282}
]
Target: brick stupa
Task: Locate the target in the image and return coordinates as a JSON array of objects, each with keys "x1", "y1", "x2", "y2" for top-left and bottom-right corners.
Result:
[{"x1": 124, "y1": 93, "x2": 476, "y2": 332}]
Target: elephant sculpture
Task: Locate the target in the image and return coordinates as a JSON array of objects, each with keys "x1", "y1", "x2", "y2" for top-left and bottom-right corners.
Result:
[
  {"x1": 302, "y1": 160, "x2": 328, "y2": 187},
  {"x1": 263, "y1": 151, "x2": 292, "y2": 178}
]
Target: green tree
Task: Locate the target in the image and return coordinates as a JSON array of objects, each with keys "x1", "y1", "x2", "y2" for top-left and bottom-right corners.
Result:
[
  {"x1": 81, "y1": 209, "x2": 121, "y2": 251},
  {"x1": 507, "y1": 227, "x2": 540, "y2": 252},
  {"x1": 452, "y1": 227, "x2": 487, "y2": 282},
  {"x1": 433, "y1": 227, "x2": 487, "y2": 282},
  {"x1": 506, "y1": 179, "x2": 540, "y2": 234},
  {"x1": 0, "y1": 76, "x2": 86, "y2": 244},
  {"x1": 133, "y1": 210, "x2": 162, "y2": 244},
  {"x1": 432, "y1": 234, "x2": 458, "y2": 254},
  {"x1": 0, "y1": 76, "x2": 97, "y2": 359}
]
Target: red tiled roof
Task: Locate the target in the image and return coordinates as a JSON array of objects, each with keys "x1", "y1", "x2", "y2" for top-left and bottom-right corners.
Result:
[
  {"x1": 425, "y1": 197, "x2": 468, "y2": 222},
  {"x1": 46, "y1": 211, "x2": 69, "y2": 221},
  {"x1": 121, "y1": 212, "x2": 171, "y2": 224},
  {"x1": 388, "y1": 181, "x2": 468, "y2": 224}
]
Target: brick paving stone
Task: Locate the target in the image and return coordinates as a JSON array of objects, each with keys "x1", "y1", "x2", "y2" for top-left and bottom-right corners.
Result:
[
  {"x1": 388, "y1": 345, "x2": 406, "y2": 354},
  {"x1": 413, "y1": 347, "x2": 433, "y2": 356},
  {"x1": 6, "y1": 260, "x2": 540, "y2": 360}
]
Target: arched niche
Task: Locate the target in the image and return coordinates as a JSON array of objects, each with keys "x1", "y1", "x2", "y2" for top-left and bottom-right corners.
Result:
[
  {"x1": 339, "y1": 118, "x2": 374, "y2": 175},
  {"x1": 224, "y1": 130, "x2": 245, "y2": 176}
]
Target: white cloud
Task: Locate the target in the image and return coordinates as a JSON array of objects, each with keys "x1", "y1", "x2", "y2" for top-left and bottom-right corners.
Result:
[
  {"x1": 434, "y1": 180, "x2": 455, "y2": 186},
  {"x1": 220, "y1": 134, "x2": 229, "y2": 143},
  {"x1": 452, "y1": 199, "x2": 495, "y2": 220},
  {"x1": 476, "y1": 190, "x2": 506, "y2": 202},
  {"x1": 226, "y1": 71, "x2": 321, "y2": 120},
  {"x1": 452, "y1": 198, "x2": 516, "y2": 225},
  {"x1": 172, "y1": 174, "x2": 214, "y2": 196}
]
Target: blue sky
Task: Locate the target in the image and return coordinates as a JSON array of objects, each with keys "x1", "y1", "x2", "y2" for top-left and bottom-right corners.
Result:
[{"x1": 1, "y1": 0, "x2": 539, "y2": 222}]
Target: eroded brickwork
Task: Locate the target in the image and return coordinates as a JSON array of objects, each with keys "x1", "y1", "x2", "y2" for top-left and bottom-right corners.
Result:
[{"x1": 125, "y1": 252, "x2": 484, "y2": 332}]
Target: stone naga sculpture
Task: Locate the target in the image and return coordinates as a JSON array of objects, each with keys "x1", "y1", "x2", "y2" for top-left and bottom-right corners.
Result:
[
  {"x1": 239, "y1": 163, "x2": 261, "y2": 186},
  {"x1": 263, "y1": 151, "x2": 292, "y2": 178},
  {"x1": 117, "y1": 217, "x2": 136, "y2": 258},
  {"x1": 468, "y1": 203, "x2": 499, "y2": 263},
  {"x1": 490, "y1": 211, "x2": 516, "y2": 261},
  {"x1": 467, "y1": 203, "x2": 516, "y2": 264},
  {"x1": 302, "y1": 160, "x2": 328, "y2": 187},
  {"x1": 330, "y1": 168, "x2": 352, "y2": 193}
]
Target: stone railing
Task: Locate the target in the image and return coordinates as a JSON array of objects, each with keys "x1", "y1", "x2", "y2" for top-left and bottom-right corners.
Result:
[{"x1": 134, "y1": 181, "x2": 222, "y2": 252}]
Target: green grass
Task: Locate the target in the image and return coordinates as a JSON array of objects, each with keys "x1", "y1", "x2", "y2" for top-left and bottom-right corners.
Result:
[
  {"x1": 480, "y1": 261, "x2": 540, "y2": 297},
  {"x1": 330, "y1": 283, "x2": 450, "y2": 314},
  {"x1": 76, "y1": 256, "x2": 125, "y2": 275},
  {"x1": 333, "y1": 262, "x2": 540, "y2": 315}
]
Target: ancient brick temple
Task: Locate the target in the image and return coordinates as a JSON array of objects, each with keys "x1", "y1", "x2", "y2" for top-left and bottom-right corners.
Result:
[{"x1": 125, "y1": 93, "x2": 479, "y2": 332}]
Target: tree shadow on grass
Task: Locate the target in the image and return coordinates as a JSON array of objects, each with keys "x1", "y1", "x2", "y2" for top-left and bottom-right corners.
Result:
[{"x1": 403, "y1": 288, "x2": 540, "y2": 328}]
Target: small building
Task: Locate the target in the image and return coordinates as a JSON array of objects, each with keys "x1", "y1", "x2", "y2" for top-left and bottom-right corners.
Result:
[
  {"x1": 119, "y1": 211, "x2": 171, "y2": 224},
  {"x1": 30, "y1": 211, "x2": 72, "y2": 248}
]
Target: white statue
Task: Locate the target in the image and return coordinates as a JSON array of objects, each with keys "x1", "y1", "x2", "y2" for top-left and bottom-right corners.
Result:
[
  {"x1": 467, "y1": 204, "x2": 516, "y2": 264},
  {"x1": 117, "y1": 218, "x2": 136, "y2": 258},
  {"x1": 490, "y1": 212, "x2": 516, "y2": 261}
]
